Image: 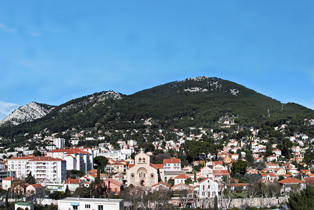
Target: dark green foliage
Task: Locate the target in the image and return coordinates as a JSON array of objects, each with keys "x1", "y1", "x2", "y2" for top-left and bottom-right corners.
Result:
[
  {"x1": 72, "y1": 186, "x2": 91, "y2": 198},
  {"x1": 1, "y1": 77, "x2": 314, "y2": 147},
  {"x1": 185, "y1": 178, "x2": 193, "y2": 185},
  {"x1": 214, "y1": 195, "x2": 218, "y2": 210},
  {"x1": 94, "y1": 156, "x2": 108, "y2": 172},
  {"x1": 168, "y1": 178, "x2": 174, "y2": 186},
  {"x1": 288, "y1": 185, "x2": 314, "y2": 210},
  {"x1": 50, "y1": 191, "x2": 63, "y2": 200},
  {"x1": 33, "y1": 204, "x2": 58, "y2": 210},
  {"x1": 33, "y1": 150, "x2": 42, "y2": 156},
  {"x1": 304, "y1": 149, "x2": 314, "y2": 165},
  {"x1": 231, "y1": 160, "x2": 248, "y2": 177},
  {"x1": 70, "y1": 170, "x2": 84, "y2": 179},
  {"x1": 5, "y1": 190, "x2": 8, "y2": 210},
  {"x1": 25, "y1": 172, "x2": 36, "y2": 184}
]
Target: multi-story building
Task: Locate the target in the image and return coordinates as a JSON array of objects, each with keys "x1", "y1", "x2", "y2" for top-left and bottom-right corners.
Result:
[
  {"x1": 46, "y1": 148, "x2": 93, "y2": 174},
  {"x1": 58, "y1": 198, "x2": 124, "y2": 210},
  {"x1": 163, "y1": 157, "x2": 181, "y2": 171},
  {"x1": 0, "y1": 171, "x2": 16, "y2": 188},
  {"x1": 195, "y1": 178, "x2": 219, "y2": 199},
  {"x1": 53, "y1": 138, "x2": 65, "y2": 149},
  {"x1": 26, "y1": 156, "x2": 66, "y2": 183},
  {"x1": 8, "y1": 156, "x2": 34, "y2": 178}
]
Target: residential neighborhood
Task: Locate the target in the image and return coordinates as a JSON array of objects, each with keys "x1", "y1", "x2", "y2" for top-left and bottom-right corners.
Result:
[{"x1": 0, "y1": 119, "x2": 314, "y2": 209}]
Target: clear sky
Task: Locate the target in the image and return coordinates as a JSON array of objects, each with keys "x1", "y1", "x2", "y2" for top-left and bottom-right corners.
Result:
[{"x1": 1, "y1": 1, "x2": 314, "y2": 119}]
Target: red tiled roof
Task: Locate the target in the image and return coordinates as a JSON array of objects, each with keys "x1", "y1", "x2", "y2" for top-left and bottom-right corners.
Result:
[
  {"x1": 65, "y1": 179, "x2": 81, "y2": 184},
  {"x1": 213, "y1": 170, "x2": 229, "y2": 175},
  {"x1": 304, "y1": 177, "x2": 314, "y2": 184},
  {"x1": 229, "y1": 183, "x2": 249, "y2": 187},
  {"x1": 151, "y1": 181, "x2": 170, "y2": 188},
  {"x1": 103, "y1": 178, "x2": 123, "y2": 187},
  {"x1": 150, "y1": 163, "x2": 164, "y2": 169},
  {"x1": 88, "y1": 173, "x2": 97, "y2": 178},
  {"x1": 199, "y1": 178, "x2": 216, "y2": 184},
  {"x1": 174, "y1": 174, "x2": 190, "y2": 179},
  {"x1": 163, "y1": 157, "x2": 181, "y2": 164},
  {"x1": 171, "y1": 183, "x2": 194, "y2": 190},
  {"x1": 31, "y1": 184, "x2": 44, "y2": 188},
  {"x1": 29, "y1": 157, "x2": 63, "y2": 162},
  {"x1": 279, "y1": 178, "x2": 305, "y2": 184},
  {"x1": 8, "y1": 156, "x2": 34, "y2": 160},
  {"x1": 48, "y1": 148, "x2": 91, "y2": 155},
  {"x1": 88, "y1": 169, "x2": 98, "y2": 174},
  {"x1": 3, "y1": 176, "x2": 18, "y2": 181}
]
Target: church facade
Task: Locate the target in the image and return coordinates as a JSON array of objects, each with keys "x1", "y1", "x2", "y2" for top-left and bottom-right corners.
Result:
[{"x1": 126, "y1": 150, "x2": 163, "y2": 187}]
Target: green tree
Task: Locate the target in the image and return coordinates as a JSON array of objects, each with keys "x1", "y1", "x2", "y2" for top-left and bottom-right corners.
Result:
[
  {"x1": 214, "y1": 195, "x2": 218, "y2": 210},
  {"x1": 185, "y1": 178, "x2": 193, "y2": 185},
  {"x1": 5, "y1": 190, "x2": 8, "y2": 210},
  {"x1": 94, "y1": 156, "x2": 108, "y2": 172},
  {"x1": 33, "y1": 150, "x2": 42, "y2": 156},
  {"x1": 25, "y1": 172, "x2": 36, "y2": 184},
  {"x1": 231, "y1": 160, "x2": 248, "y2": 177},
  {"x1": 168, "y1": 178, "x2": 174, "y2": 186},
  {"x1": 288, "y1": 185, "x2": 314, "y2": 210}
]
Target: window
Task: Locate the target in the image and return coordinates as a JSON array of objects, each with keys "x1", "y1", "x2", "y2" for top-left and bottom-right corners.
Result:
[
  {"x1": 85, "y1": 204, "x2": 91, "y2": 208},
  {"x1": 98, "y1": 205, "x2": 104, "y2": 210},
  {"x1": 73, "y1": 206, "x2": 78, "y2": 210},
  {"x1": 151, "y1": 173, "x2": 154, "y2": 178}
]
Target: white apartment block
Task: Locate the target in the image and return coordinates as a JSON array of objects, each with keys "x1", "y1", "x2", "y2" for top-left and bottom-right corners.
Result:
[
  {"x1": 27, "y1": 156, "x2": 66, "y2": 183},
  {"x1": 46, "y1": 148, "x2": 93, "y2": 174},
  {"x1": 8, "y1": 156, "x2": 34, "y2": 178},
  {"x1": 58, "y1": 198, "x2": 124, "y2": 210},
  {"x1": 8, "y1": 156, "x2": 66, "y2": 183},
  {"x1": 53, "y1": 138, "x2": 65, "y2": 149}
]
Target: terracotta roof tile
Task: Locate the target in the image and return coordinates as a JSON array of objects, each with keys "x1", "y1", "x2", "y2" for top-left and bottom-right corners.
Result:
[
  {"x1": 279, "y1": 178, "x2": 305, "y2": 184},
  {"x1": 174, "y1": 174, "x2": 190, "y2": 179},
  {"x1": 64, "y1": 179, "x2": 81, "y2": 184}
]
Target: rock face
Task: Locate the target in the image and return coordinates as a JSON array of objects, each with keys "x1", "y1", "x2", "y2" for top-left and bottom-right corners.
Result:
[{"x1": 0, "y1": 102, "x2": 54, "y2": 126}]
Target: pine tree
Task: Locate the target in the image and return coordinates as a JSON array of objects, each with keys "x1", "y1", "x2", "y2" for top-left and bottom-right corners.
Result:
[{"x1": 214, "y1": 195, "x2": 218, "y2": 210}]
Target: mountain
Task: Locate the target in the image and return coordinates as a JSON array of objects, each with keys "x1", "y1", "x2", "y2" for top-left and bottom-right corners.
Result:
[
  {"x1": 0, "y1": 102, "x2": 55, "y2": 126},
  {"x1": 0, "y1": 77, "x2": 313, "y2": 142}
]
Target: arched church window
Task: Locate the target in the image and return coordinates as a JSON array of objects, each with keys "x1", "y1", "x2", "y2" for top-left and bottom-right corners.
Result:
[{"x1": 143, "y1": 158, "x2": 146, "y2": 163}]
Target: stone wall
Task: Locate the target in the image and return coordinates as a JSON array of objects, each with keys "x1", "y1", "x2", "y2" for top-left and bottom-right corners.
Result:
[{"x1": 197, "y1": 197, "x2": 287, "y2": 209}]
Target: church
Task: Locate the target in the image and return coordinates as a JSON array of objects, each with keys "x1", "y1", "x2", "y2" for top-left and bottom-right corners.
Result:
[{"x1": 126, "y1": 149, "x2": 164, "y2": 187}]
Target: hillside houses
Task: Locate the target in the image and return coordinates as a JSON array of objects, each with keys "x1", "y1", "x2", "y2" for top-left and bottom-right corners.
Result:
[{"x1": 0, "y1": 121, "x2": 314, "y2": 209}]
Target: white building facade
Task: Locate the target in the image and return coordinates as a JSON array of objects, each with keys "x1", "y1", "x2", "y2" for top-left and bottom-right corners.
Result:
[
  {"x1": 27, "y1": 157, "x2": 66, "y2": 183},
  {"x1": 58, "y1": 198, "x2": 124, "y2": 210}
]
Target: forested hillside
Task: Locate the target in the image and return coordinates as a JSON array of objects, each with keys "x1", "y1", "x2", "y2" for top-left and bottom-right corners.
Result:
[{"x1": 0, "y1": 76, "x2": 313, "y2": 145}]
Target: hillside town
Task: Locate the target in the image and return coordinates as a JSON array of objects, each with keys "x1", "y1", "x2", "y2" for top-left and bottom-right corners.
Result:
[{"x1": 0, "y1": 118, "x2": 314, "y2": 209}]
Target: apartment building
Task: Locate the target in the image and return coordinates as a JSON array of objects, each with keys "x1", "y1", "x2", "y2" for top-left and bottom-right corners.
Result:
[
  {"x1": 8, "y1": 156, "x2": 34, "y2": 178},
  {"x1": 27, "y1": 156, "x2": 66, "y2": 183},
  {"x1": 46, "y1": 148, "x2": 93, "y2": 174}
]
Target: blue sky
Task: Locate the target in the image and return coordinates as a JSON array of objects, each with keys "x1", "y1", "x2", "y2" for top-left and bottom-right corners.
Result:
[{"x1": 1, "y1": 1, "x2": 314, "y2": 119}]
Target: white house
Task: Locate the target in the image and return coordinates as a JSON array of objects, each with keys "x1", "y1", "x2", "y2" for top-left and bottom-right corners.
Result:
[
  {"x1": 58, "y1": 198, "x2": 124, "y2": 210},
  {"x1": 195, "y1": 178, "x2": 219, "y2": 199}
]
